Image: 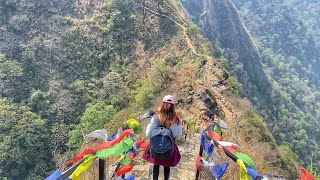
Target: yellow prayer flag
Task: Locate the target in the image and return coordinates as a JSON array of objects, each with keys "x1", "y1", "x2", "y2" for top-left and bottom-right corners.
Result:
[
  {"x1": 69, "y1": 155, "x2": 95, "y2": 180},
  {"x1": 236, "y1": 159, "x2": 252, "y2": 180}
]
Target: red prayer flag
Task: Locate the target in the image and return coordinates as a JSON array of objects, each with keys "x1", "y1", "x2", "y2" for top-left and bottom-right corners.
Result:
[
  {"x1": 65, "y1": 148, "x2": 96, "y2": 165},
  {"x1": 204, "y1": 122, "x2": 213, "y2": 128},
  {"x1": 115, "y1": 163, "x2": 134, "y2": 176},
  {"x1": 298, "y1": 168, "x2": 315, "y2": 180},
  {"x1": 129, "y1": 152, "x2": 139, "y2": 160},
  {"x1": 98, "y1": 129, "x2": 134, "y2": 151},
  {"x1": 136, "y1": 139, "x2": 149, "y2": 149},
  {"x1": 225, "y1": 145, "x2": 238, "y2": 153},
  {"x1": 208, "y1": 131, "x2": 223, "y2": 141},
  {"x1": 195, "y1": 155, "x2": 204, "y2": 171}
]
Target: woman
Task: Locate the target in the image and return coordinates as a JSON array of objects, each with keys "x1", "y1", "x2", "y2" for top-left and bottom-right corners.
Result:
[{"x1": 141, "y1": 95, "x2": 182, "y2": 180}]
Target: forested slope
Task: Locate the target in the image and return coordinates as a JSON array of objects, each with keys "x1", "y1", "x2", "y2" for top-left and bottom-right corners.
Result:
[
  {"x1": 233, "y1": 0, "x2": 320, "y2": 171},
  {"x1": 182, "y1": 0, "x2": 320, "y2": 172}
]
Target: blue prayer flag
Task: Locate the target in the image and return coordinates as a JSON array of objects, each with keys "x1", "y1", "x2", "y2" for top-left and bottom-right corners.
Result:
[
  {"x1": 119, "y1": 174, "x2": 135, "y2": 180},
  {"x1": 211, "y1": 162, "x2": 229, "y2": 179},
  {"x1": 201, "y1": 133, "x2": 214, "y2": 156},
  {"x1": 247, "y1": 167, "x2": 262, "y2": 179},
  {"x1": 45, "y1": 170, "x2": 62, "y2": 180}
]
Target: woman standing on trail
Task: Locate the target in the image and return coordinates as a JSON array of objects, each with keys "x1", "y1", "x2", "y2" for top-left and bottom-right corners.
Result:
[{"x1": 139, "y1": 95, "x2": 183, "y2": 180}]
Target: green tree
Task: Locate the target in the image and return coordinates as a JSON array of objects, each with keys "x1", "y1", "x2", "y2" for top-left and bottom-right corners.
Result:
[
  {"x1": 68, "y1": 101, "x2": 117, "y2": 149},
  {"x1": 0, "y1": 53, "x2": 23, "y2": 98},
  {"x1": 0, "y1": 98, "x2": 52, "y2": 179}
]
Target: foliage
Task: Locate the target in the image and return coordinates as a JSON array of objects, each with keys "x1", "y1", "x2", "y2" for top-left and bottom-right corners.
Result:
[
  {"x1": 27, "y1": 90, "x2": 52, "y2": 117},
  {"x1": 187, "y1": 22, "x2": 200, "y2": 35},
  {"x1": 0, "y1": 53, "x2": 23, "y2": 79},
  {"x1": 227, "y1": 76, "x2": 242, "y2": 96},
  {"x1": 68, "y1": 102, "x2": 117, "y2": 149},
  {"x1": 135, "y1": 81, "x2": 157, "y2": 109},
  {"x1": 226, "y1": 0, "x2": 320, "y2": 171},
  {"x1": 0, "y1": 98, "x2": 52, "y2": 179},
  {"x1": 279, "y1": 145, "x2": 299, "y2": 178}
]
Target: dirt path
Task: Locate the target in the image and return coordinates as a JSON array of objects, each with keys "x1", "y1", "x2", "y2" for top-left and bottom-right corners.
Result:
[
  {"x1": 144, "y1": 6, "x2": 200, "y2": 57},
  {"x1": 131, "y1": 133, "x2": 201, "y2": 180}
]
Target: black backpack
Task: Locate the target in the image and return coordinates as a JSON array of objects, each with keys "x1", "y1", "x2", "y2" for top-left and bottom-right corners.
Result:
[{"x1": 150, "y1": 124, "x2": 174, "y2": 160}]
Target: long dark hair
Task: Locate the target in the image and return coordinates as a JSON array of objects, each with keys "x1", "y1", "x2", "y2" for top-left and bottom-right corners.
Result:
[{"x1": 157, "y1": 102, "x2": 180, "y2": 127}]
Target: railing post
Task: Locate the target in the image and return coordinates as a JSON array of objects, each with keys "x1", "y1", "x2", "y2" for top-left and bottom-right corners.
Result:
[{"x1": 99, "y1": 159, "x2": 105, "y2": 180}]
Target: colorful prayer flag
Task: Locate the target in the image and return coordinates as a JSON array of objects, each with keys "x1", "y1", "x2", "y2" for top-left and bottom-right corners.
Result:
[
  {"x1": 127, "y1": 119, "x2": 142, "y2": 134},
  {"x1": 45, "y1": 169, "x2": 62, "y2": 180},
  {"x1": 247, "y1": 167, "x2": 262, "y2": 179},
  {"x1": 69, "y1": 155, "x2": 95, "y2": 180},
  {"x1": 86, "y1": 129, "x2": 108, "y2": 141},
  {"x1": 236, "y1": 159, "x2": 252, "y2": 180},
  {"x1": 115, "y1": 163, "x2": 134, "y2": 176},
  {"x1": 208, "y1": 131, "x2": 223, "y2": 141},
  {"x1": 98, "y1": 129, "x2": 134, "y2": 151},
  {"x1": 95, "y1": 137, "x2": 135, "y2": 159},
  {"x1": 298, "y1": 168, "x2": 315, "y2": 180},
  {"x1": 201, "y1": 133, "x2": 214, "y2": 156},
  {"x1": 234, "y1": 152, "x2": 256, "y2": 170},
  {"x1": 65, "y1": 148, "x2": 96, "y2": 165},
  {"x1": 211, "y1": 162, "x2": 229, "y2": 179},
  {"x1": 119, "y1": 174, "x2": 135, "y2": 180}
]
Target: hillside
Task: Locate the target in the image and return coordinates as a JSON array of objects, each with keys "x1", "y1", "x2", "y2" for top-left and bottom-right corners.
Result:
[
  {"x1": 0, "y1": 0, "x2": 304, "y2": 179},
  {"x1": 182, "y1": 0, "x2": 320, "y2": 173}
]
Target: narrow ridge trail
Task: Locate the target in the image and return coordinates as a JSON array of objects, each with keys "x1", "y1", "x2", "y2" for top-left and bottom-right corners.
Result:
[{"x1": 131, "y1": 4, "x2": 238, "y2": 179}]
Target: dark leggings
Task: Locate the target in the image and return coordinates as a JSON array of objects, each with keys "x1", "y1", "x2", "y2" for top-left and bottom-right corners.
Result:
[{"x1": 153, "y1": 165, "x2": 170, "y2": 180}]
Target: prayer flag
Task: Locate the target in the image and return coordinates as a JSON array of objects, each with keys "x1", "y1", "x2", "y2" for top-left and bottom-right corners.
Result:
[
  {"x1": 201, "y1": 133, "x2": 214, "y2": 156},
  {"x1": 95, "y1": 137, "x2": 135, "y2": 159},
  {"x1": 69, "y1": 155, "x2": 95, "y2": 180},
  {"x1": 235, "y1": 153, "x2": 256, "y2": 170},
  {"x1": 115, "y1": 163, "x2": 134, "y2": 176},
  {"x1": 236, "y1": 159, "x2": 252, "y2": 180},
  {"x1": 298, "y1": 168, "x2": 315, "y2": 180},
  {"x1": 247, "y1": 167, "x2": 261, "y2": 179},
  {"x1": 45, "y1": 170, "x2": 62, "y2": 180},
  {"x1": 211, "y1": 162, "x2": 229, "y2": 179},
  {"x1": 86, "y1": 129, "x2": 108, "y2": 141},
  {"x1": 98, "y1": 129, "x2": 134, "y2": 151},
  {"x1": 119, "y1": 174, "x2": 135, "y2": 180}
]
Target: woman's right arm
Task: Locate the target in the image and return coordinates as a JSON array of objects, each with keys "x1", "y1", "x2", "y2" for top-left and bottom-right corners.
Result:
[
  {"x1": 145, "y1": 115, "x2": 158, "y2": 138},
  {"x1": 137, "y1": 109, "x2": 155, "y2": 121}
]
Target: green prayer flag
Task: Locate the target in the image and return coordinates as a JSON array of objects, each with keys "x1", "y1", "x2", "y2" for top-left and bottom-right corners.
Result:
[
  {"x1": 95, "y1": 138, "x2": 134, "y2": 159},
  {"x1": 235, "y1": 152, "x2": 256, "y2": 170}
]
